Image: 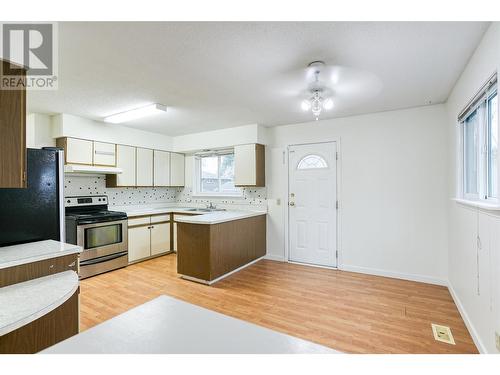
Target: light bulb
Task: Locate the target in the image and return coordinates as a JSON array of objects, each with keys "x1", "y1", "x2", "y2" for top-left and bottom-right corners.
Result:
[
  {"x1": 301, "y1": 100, "x2": 311, "y2": 111},
  {"x1": 323, "y1": 98, "x2": 333, "y2": 110}
]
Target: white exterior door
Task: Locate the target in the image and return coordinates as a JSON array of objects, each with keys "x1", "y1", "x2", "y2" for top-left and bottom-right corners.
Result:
[{"x1": 288, "y1": 142, "x2": 337, "y2": 267}]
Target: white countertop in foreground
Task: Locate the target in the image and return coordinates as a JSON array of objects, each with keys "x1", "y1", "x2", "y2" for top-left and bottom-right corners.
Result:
[
  {"x1": 42, "y1": 295, "x2": 337, "y2": 354},
  {"x1": 0, "y1": 240, "x2": 82, "y2": 270},
  {"x1": 0, "y1": 271, "x2": 79, "y2": 336},
  {"x1": 175, "y1": 210, "x2": 266, "y2": 224}
]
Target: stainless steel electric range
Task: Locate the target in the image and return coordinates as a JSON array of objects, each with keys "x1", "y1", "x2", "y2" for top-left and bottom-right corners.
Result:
[{"x1": 65, "y1": 195, "x2": 128, "y2": 279}]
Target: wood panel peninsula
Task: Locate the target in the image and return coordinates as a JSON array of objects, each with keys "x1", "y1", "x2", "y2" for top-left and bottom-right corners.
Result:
[{"x1": 176, "y1": 211, "x2": 266, "y2": 284}]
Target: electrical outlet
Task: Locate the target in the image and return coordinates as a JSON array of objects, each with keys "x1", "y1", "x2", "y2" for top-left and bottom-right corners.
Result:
[{"x1": 496, "y1": 331, "x2": 500, "y2": 352}]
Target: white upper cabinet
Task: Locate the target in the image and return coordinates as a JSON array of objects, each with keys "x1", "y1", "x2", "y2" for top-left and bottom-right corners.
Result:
[
  {"x1": 63, "y1": 138, "x2": 93, "y2": 165},
  {"x1": 108, "y1": 144, "x2": 136, "y2": 187},
  {"x1": 59, "y1": 136, "x2": 185, "y2": 188},
  {"x1": 170, "y1": 152, "x2": 185, "y2": 186},
  {"x1": 93, "y1": 141, "x2": 116, "y2": 166},
  {"x1": 154, "y1": 150, "x2": 170, "y2": 187},
  {"x1": 136, "y1": 148, "x2": 154, "y2": 187},
  {"x1": 234, "y1": 144, "x2": 265, "y2": 187}
]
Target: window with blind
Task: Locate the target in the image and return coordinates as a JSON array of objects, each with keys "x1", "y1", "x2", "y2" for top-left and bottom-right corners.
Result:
[{"x1": 459, "y1": 74, "x2": 498, "y2": 202}]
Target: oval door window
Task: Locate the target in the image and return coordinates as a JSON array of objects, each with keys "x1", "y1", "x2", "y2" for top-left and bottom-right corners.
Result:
[{"x1": 297, "y1": 154, "x2": 328, "y2": 170}]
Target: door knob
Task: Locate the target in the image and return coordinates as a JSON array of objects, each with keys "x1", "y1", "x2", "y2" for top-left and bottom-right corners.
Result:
[{"x1": 289, "y1": 202, "x2": 295, "y2": 206}]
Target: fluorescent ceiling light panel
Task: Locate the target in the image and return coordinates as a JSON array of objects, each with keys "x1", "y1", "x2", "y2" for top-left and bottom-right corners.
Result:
[{"x1": 104, "y1": 103, "x2": 167, "y2": 124}]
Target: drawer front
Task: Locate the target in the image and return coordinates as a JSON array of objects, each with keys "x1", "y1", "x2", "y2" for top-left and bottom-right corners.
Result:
[
  {"x1": 0, "y1": 254, "x2": 79, "y2": 288},
  {"x1": 151, "y1": 214, "x2": 170, "y2": 224},
  {"x1": 128, "y1": 216, "x2": 151, "y2": 227}
]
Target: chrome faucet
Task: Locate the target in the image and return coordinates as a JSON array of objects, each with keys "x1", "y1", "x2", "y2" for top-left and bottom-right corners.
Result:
[{"x1": 206, "y1": 201, "x2": 216, "y2": 210}]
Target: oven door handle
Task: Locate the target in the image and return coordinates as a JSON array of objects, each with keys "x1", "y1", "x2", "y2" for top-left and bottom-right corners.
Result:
[{"x1": 79, "y1": 251, "x2": 128, "y2": 266}]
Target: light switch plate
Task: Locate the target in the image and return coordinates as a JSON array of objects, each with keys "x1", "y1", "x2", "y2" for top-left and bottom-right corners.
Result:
[{"x1": 496, "y1": 331, "x2": 500, "y2": 352}]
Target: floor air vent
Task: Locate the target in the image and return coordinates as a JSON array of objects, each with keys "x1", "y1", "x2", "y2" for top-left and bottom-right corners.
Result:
[{"x1": 431, "y1": 324, "x2": 455, "y2": 345}]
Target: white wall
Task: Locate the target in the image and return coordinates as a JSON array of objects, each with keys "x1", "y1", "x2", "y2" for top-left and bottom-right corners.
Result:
[
  {"x1": 52, "y1": 114, "x2": 173, "y2": 151},
  {"x1": 446, "y1": 23, "x2": 500, "y2": 353},
  {"x1": 265, "y1": 105, "x2": 450, "y2": 285},
  {"x1": 173, "y1": 124, "x2": 266, "y2": 152},
  {"x1": 26, "y1": 113, "x2": 56, "y2": 149}
]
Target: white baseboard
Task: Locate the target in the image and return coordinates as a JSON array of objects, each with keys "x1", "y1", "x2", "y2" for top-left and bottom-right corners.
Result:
[
  {"x1": 181, "y1": 256, "x2": 266, "y2": 285},
  {"x1": 340, "y1": 264, "x2": 448, "y2": 286},
  {"x1": 447, "y1": 282, "x2": 486, "y2": 354},
  {"x1": 264, "y1": 254, "x2": 285, "y2": 262}
]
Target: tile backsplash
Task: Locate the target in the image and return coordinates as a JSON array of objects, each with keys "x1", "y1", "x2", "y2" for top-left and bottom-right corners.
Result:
[
  {"x1": 176, "y1": 187, "x2": 267, "y2": 209},
  {"x1": 64, "y1": 175, "x2": 178, "y2": 206},
  {"x1": 64, "y1": 175, "x2": 267, "y2": 209}
]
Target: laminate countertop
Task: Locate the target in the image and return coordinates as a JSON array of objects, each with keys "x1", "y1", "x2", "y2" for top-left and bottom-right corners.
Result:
[
  {"x1": 0, "y1": 271, "x2": 79, "y2": 336},
  {"x1": 112, "y1": 204, "x2": 267, "y2": 224},
  {"x1": 42, "y1": 295, "x2": 337, "y2": 354},
  {"x1": 175, "y1": 210, "x2": 266, "y2": 225},
  {"x1": 0, "y1": 240, "x2": 82, "y2": 270},
  {"x1": 113, "y1": 205, "x2": 204, "y2": 218}
]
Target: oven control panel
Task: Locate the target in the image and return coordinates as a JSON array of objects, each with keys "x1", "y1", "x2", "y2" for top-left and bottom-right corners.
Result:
[{"x1": 65, "y1": 195, "x2": 108, "y2": 207}]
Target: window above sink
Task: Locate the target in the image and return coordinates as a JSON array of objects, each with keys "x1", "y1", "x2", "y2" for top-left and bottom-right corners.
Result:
[{"x1": 193, "y1": 151, "x2": 243, "y2": 198}]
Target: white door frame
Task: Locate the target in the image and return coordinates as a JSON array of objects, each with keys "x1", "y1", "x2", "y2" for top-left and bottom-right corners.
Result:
[{"x1": 284, "y1": 139, "x2": 342, "y2": 269}]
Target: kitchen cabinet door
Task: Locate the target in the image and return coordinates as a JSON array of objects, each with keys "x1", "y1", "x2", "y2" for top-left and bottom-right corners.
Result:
[
  {"x1": 64, "y1": 138, "x2": 94, "y2": 165},
  {"x1": 151, "y1": 222, "x2": 171, "y2": 255},
  {"x1": 107, "y1": 145, "x2": 136, "y2": 187},
  {"x1": 173, "y1": 222, "x2": 178, "y2": 252},
  {"x1": 128, "y1": 225, "x2": 151, "y2": 262},
  {"x1": 173, "y1": 214, "x2": 192, "y2": 252},
  {"x1": 0, "y1": 60, "x2": 26, "y2": 188},
  {"x1": 170, "y1": 152, "x2": 185, "y2": 186},
  {"x1": 153, "y1": 150, "x2": 170, "y2": 187},
  {"x1": 93, "y1": 141, "x2": 116, "y2": 166},
  {"x1": 136, "y1": 148, "x2": 154, "y2": 187},
  {"x1": 234, "y1": 144, "x2": 265, "y2": 187}
]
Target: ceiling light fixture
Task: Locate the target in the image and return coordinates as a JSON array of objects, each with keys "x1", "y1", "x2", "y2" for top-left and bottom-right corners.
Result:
[
  {"x1": 301, "y1": 61, "x2": 334, "y2": 121},
  {"x1": 103, "y1": 103, "x2": 167, "y2": 124}
]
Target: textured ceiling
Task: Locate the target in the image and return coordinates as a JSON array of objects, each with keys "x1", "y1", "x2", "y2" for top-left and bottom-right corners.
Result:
[{"x1": 26, "y1": 22, "x2": 489, "y2": 135}]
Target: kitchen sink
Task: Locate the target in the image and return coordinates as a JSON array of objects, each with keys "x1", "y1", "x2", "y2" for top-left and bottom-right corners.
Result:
[{"x1": 186, "y1": 208, "x2": 226, "y2": 212}]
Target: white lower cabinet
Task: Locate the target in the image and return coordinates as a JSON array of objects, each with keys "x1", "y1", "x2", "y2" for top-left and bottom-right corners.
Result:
[
  {"x1": 151, "y1": 223, "x2": 171, "y2": 256},
  {"x1": 128, "y1": 214, "x2": 171, "y2": 263},
  {"x1": 128, "y1": 225, "x2": 151, "y2": 262}
]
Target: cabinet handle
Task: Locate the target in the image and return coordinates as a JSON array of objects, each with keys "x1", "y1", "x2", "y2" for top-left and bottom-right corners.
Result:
[
  {"x1": 68, "y1": 261, "x2": 76, "y2": 268},
  {"x1": 95, "y1": 150, "x2": 115, "y2": 156}
]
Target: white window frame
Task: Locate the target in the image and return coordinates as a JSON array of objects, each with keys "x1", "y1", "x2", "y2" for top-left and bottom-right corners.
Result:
[
  {"x1": 458, "y1": 75, "x2": 498, "y2": 205},
  {"x1": 193, "y1": 152, "x2": 243, "y2": 198}
]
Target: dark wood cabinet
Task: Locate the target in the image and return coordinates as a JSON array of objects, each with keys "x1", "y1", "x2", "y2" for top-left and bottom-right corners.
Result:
[
  {"x1": 0, "y1": 59, "x2": 27, "y2": 188},
  {"x1": 0, "y1": 254, "x2": 79, "y2": 288},
  {"x1": 0, "y1": 253, "x2": 80, "y2": 353},
  {"x1": 177, "y1": 215, "x2": 266, "y2": 283}
]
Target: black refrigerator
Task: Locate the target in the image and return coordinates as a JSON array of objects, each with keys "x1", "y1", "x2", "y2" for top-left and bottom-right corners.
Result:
[{"x1": 0, "y1": 148, "x2": 65, "y2": 247}]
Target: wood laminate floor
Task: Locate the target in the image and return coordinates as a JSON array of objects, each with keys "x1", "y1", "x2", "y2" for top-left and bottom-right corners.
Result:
[{"x1": 79, "y1": 254, "x2": 478, "y2": 354}]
